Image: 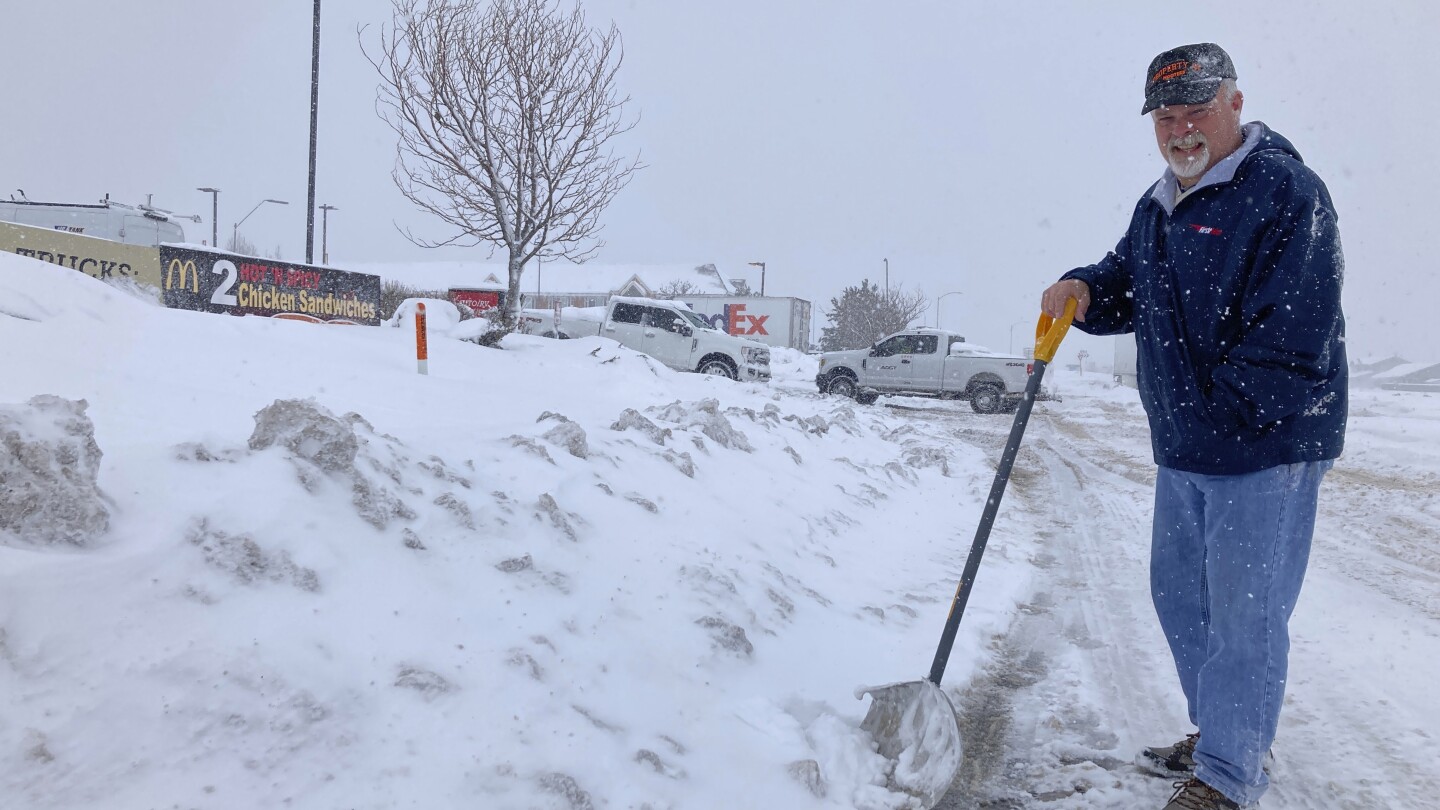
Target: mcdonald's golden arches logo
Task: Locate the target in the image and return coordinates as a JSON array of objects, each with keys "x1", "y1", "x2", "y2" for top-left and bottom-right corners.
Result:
[{"x1": 165, "y1": 258, "x2": 199, "y2": 293}]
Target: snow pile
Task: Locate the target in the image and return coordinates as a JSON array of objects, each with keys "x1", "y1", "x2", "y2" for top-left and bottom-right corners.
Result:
[
  {"x1": 652, "y1": 397, "x2": 756, "y2": 452},
  {"x1": 769, "y1": 346, "x2": 821, "y2": 388},
  {"x1": 2, "y1": 252, "x2": 1041, "y2": 809},
  {"x1": 0, "y1": 395, "x2": 109, "y2": 548},
  {"x1": 539, "y1": 304, "x2": 606, "y2": 324},
  {"x1": 185, "y1": 517, "x2": 322, "y2": 592},
  {"x1": 248, "y1": 398, "x2": 427, "y2": 529},
  {"x1": 387, "y1": 296, "x2": 501, "y2": 345},
  {"x1": 249, "y1": 398, "x2": 363, "y2": 473},
  {"x1": 387, "y1": 296, "x2": 463, "y2": 329},
  {"x1": 948, "y1": 342, "x2": 1009, "y2": 358}
]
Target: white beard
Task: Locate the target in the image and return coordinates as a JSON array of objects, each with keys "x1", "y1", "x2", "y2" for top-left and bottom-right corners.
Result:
[{"x1": 1167, "y1": 132, "x2": 1211, "y2": 179}]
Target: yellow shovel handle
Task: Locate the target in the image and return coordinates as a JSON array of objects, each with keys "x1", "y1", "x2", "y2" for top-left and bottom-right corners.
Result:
[{"x1": 1033, "y1": 298, "x2": 1077, "y2": 363}]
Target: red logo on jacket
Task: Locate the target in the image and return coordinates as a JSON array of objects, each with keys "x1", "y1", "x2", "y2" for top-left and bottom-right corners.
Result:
[{"x1": 1188, "y1": 223, "x2": 1224, "y2": 236}]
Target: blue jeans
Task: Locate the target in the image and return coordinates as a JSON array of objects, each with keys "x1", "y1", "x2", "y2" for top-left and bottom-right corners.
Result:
[{"x1": 1151, "y1": 461, "x2": 1332, "y2": 806}]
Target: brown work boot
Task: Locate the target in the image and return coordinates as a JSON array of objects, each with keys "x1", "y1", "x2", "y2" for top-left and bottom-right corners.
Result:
[
  {"x1": 1139, "y1": 733, "x2": 1275, "y2": 779},
  {"x1": 1138, "y1": 732, "x2": 1200, "y2": 777},
  {"x1": 1163, "y1": 778, "x2": 1242, "y2": 809}
]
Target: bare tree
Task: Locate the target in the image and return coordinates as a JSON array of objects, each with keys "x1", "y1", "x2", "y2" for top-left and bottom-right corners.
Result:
[
  {"x1": 227, "y1": 232, "x2": 259, "y2": 257},
  {"x1": 225, "y1": 233, "x2": 286, "y2": 261},
  {"x1": 818, "y1": 279, "x2": 929, "y2": 351},
  {"x1": 655, "y1": 279, "x2": 701, "y2": 299},
  {"x1": 364, "y1": 0, "x2": 643, "y2": 328}
]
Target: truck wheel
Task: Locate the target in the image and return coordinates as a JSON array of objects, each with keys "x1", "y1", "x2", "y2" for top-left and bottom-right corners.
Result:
[
  {"x1": 856, "y1": 389, "x2": 880, "y2": 405},
  {"x1": 970, "y1": 383, "x2": 1005, "y2": 414},
  {"x1": 698, "y1": 358, "x2": 738, "y2": 380},
  {"x1": 826, "y1": 375, "x2": 858, "y2": 399}
]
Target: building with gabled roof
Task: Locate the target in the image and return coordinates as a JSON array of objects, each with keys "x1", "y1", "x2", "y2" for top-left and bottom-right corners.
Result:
[
  {"x1": 348, "y1": 260, "x2": 753, "y2": 309},
  {"x1": 1377, "y1": 361, "x2": 1440, "y2": 392}
]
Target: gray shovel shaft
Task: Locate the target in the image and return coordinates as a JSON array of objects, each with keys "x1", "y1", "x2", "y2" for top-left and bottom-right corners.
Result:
[{"x1": 927, "y1": 358, "x2": 1049, "y2": 685}]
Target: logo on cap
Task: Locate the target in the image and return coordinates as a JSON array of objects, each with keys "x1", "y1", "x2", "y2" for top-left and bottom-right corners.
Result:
[{"x1": 1152, "y1": 61, "x2": 1195, "y2": 83}]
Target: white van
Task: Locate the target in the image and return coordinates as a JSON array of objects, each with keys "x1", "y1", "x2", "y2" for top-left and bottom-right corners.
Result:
[{"x1": 0, "y1": 198, "x2": 189, "y2": 247}]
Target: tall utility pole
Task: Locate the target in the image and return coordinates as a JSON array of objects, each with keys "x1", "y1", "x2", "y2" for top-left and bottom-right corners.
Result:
[
  {"x1": 318, "y1": 204, "x2": 337, "y2": 264},
  {"x1": 1009, "y1": 319, "x2": 1028, "y2": 354},
  {"x1": 305, "y1": 0, "x2": 322, "y2": 264},
  {"x1": 883, "y1": 257, "x2": 889, "y2": 296},
  {"x1": 197, "y1": 187, "x2": 221, "y2": 247}
]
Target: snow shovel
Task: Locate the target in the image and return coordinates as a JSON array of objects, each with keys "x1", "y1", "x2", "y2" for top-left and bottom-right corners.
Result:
[{"x1": 857, "y1": 300, "x2": 1076, "y2": 807}]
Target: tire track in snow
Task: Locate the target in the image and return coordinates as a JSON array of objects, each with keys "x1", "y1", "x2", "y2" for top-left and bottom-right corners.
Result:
[{"x1": 931, "y1": 404, "x2": 1182, "y2": 808}]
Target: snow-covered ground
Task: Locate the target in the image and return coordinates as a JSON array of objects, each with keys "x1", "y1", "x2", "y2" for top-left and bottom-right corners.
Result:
[
  {"x1": 930, "y1": 376, "x2": 1440, "y2": 809},
  {"x1": 3, "y1": 253, "x2": 1438, "y2": 808}
]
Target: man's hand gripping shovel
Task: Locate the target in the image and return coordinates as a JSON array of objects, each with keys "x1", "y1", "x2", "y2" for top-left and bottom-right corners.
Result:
[{"x1": 856, "y1": 301, "x2": 1076, "y2": 807}]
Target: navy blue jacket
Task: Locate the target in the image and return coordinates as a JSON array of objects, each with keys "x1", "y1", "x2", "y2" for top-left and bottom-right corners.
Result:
[{"x1": 1064, "y1": 123, "x2": 1347, "y2": 475}]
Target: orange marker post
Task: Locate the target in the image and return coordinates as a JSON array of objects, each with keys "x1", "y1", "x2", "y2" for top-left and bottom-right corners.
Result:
[{"x1": 415, "y1": 302, "x2": 429, "y2": 375}]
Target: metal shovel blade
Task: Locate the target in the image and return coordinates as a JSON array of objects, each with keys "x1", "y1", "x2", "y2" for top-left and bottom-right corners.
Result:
[{"x1": 857, "y1": 679, "x2": 963, "y2": 807}]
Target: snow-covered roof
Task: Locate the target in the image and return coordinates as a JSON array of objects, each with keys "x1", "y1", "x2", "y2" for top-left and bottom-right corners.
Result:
[
  {"x1": 346, "y1": 260, "x2": 753, "y2": 297},
  {"x1": 346, "y1": 261, "x2": 507, "y2": 291},
  {"x1": 1395, "y1": 362, "x2": 1440, "y2": 384},
  {"x1": 1373, "y1": 361, "x2": 1438, "y2": 381},
  {"x1": 1350, "y1": 355, "x2": 1411, "y2": 374}
]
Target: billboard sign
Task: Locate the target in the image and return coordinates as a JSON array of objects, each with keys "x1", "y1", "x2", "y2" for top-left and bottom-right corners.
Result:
[
  {"x1": 159, "y1": 246, "x2": 381, "y2": 326},
  {"x1": 0, "y1": 220, "x2": 163, "y2": 295}
]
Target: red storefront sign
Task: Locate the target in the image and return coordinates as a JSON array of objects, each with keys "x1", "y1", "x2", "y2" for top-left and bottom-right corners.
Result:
[{"x1": 449, "y1": 288, "x2": 500, "y2": 313}]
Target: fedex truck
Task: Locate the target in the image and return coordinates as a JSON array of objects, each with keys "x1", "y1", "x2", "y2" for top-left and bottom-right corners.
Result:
[{"x1": 674, "y1": 296, "x2": 812, "y2": 351}]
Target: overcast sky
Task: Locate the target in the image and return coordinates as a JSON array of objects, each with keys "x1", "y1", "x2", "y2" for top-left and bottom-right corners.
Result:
[{"x1": 4, "y1": 1, "x2": 1437, "y2": 359}]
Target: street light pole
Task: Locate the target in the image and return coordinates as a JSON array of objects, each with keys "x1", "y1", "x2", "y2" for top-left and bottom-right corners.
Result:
[
  {"x1": 233, "y1": 199, "x2": 290, "y2": 254},
  {"x1": 1009, "y1": 319, "x2": 1029, "y2": 354},
  {"x1": 747, "y1": 261, "x2": 766, "y2": 296},
  {"x1": 883, "y1": 258, "x2": 889, "y2": 296},
  {"x1": 318, "y1": 204, "x2": 337, "y2": 264},
  {"x1": 196, "y1": 187, "x2": 221, "y2": 247},
  {"x1": 936, "y1": 291, "x2": 963, "y2": 329},
  {"x1": 305, "y1": 0, "x2": 322, "y2": 264}
]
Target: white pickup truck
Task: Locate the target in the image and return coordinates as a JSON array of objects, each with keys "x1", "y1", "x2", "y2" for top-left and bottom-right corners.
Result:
[
  {"x1": 815, "y1": 328, "x2": 1040, "y2": 413},
  {"x1": 521, "y1": 296, "x2": 771, "y2": 382}
]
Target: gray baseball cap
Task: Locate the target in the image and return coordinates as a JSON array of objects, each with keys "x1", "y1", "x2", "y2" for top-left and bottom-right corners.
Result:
[{"x1": 1142, "y1": 43, "x2": 1237, "y2": 114}]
